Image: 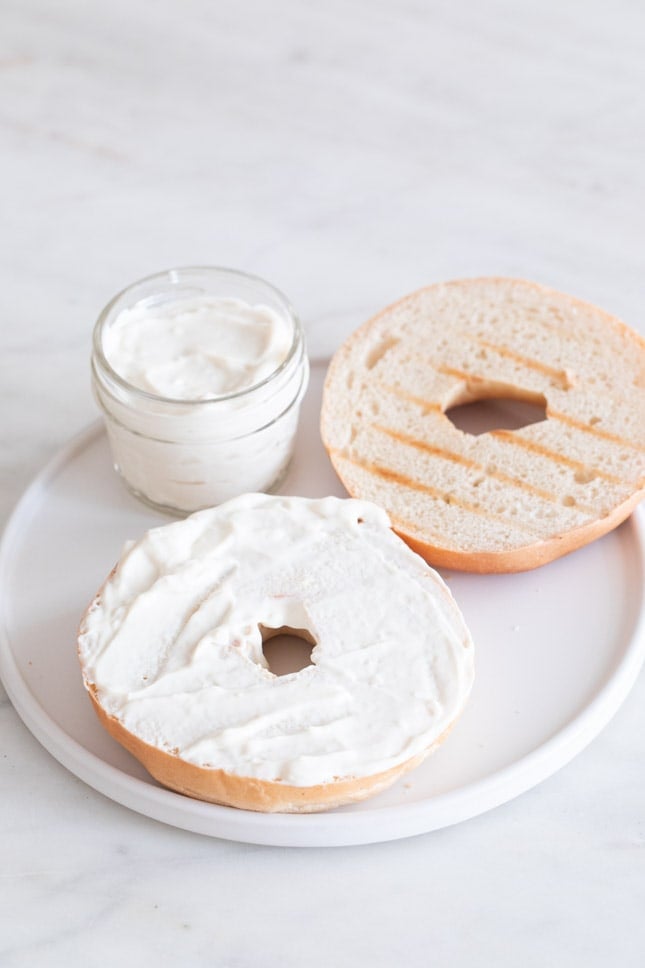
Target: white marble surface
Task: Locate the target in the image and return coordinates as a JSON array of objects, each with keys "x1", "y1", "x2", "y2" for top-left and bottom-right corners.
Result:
[{"x1": 1, "y1": 0, "x2": 644, "y2": 964}]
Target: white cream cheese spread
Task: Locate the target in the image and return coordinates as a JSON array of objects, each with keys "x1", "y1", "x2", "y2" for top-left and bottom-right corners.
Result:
[
  {"x1": 78, "y1": 494, "x2": 474, "y2": 787},
  {"x1": 92, "y1": 270, "x2": 309, "y2": 513},
  {"x1": 103, "y1": 296, "x2": 293, "y2": 400}
]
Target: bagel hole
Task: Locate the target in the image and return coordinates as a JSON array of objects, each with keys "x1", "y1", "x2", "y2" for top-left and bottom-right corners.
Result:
[
  {"x1": 446, "y1": 393, "x2": 547, "y2": 436},
  {"x1": 260, "y1": 625, "x2": 316, "y2": 677}
]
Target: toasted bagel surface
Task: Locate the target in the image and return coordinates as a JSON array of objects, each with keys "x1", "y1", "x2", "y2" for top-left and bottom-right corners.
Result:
[{"x1": 321, "y1": 278, "x2": 645, "y2": 572}]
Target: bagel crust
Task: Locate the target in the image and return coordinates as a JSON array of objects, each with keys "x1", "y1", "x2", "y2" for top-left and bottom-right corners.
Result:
[
  {"x1": 78, "y1": 494, "x2": 474, "y2": 812},
  {"x1": 88, "y1": 688, "x2": 448, "y2": 813},
  {"x1": 321, "y1": 278, "x2": 645, "y2": 573}
]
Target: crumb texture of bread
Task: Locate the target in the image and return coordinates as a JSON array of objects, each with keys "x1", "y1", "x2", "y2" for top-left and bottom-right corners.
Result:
[{"x1": 321, "y1": 278, "x2": 645, "y2": 572}]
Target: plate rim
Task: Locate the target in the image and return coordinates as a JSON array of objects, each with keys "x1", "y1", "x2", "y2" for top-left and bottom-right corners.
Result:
[{"x1": 1, "y1": 419, "x2": 644, "y2": 847}]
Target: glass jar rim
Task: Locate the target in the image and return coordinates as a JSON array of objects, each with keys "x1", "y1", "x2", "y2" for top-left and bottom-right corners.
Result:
[{"x1": 92, "y1": 265, "x2": 304, "y2": 407}]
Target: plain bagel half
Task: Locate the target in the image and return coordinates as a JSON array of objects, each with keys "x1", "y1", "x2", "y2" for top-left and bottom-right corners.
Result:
[
  {"x1": 77, "y1": 494, "x2": 474, "y2": 812},
  {"x1": 321, "y1": 278, "x2": 645, "y2": 573}
]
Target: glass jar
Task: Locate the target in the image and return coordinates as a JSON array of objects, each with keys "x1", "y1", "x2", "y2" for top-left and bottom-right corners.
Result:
[{"x1": 91, "y1": 266, "x2": 309, "y2": 515}]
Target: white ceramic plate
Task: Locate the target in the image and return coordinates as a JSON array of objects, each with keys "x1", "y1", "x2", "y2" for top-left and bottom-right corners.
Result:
[{"x1": 1, "y1": 364, "x2": 644, "y2": 847}]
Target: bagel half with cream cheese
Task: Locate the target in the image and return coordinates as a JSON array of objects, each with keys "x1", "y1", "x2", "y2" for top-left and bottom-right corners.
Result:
[
  {"x1": 321, "y1": 278, "x2": 645, "y2": 573},
  {"x1": 77, "y1": 494, "x2": 474, "y2": 812}
]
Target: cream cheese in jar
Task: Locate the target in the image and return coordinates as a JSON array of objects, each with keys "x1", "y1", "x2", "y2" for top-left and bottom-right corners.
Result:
[{"x1": 91, "y1": 267, "x2": 309, "y2": 514}]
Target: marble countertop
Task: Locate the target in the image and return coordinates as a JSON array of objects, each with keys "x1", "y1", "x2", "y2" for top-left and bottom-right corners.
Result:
[{"x1": 1, "y1": 1, "x2": 644, "y2": 964}]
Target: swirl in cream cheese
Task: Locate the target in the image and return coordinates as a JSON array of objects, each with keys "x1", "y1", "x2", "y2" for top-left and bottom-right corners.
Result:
[
  {"x1": 92, "y1": 280, "x2": 309, "y2": 512},
  {"x1": 103, "y1": 296, "x2": 293, "y2": 400}
]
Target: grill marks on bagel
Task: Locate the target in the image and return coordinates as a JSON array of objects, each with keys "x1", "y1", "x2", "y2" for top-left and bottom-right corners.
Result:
[
  {"x1": 380, "y1": 386, "x2": 639, "y2": 487},
  {"x1": 369, "y1": 424, "x2": 599, "y2": 515},
  {"x1": 468, "y1": 338, "x2": 576, "y2": 390},
  {"x1": 321, "y1": 278, "x2": 645, "y2": 572},
  {"x1": 545, "y1": 409, "x2": 645, "y2": 451},
  {"x1": 331, "y1": 448, "x2": 546, "y2": 534},
  {"x1": 489, "y1": 430, "x2": 629, "y2": 486}
]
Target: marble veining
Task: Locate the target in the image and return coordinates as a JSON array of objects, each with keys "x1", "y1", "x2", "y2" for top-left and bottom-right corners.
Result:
[{"x1": 1, "y1": 1, "x2": 644, "y2": 965}]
